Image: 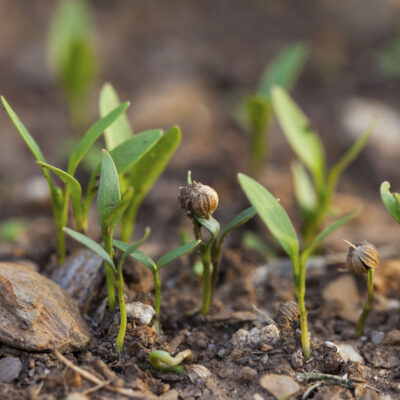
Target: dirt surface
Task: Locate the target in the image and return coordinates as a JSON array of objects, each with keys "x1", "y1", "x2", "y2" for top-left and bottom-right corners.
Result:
[{"x1": 1, "y1": 1, "x2": 400, "y2": 399}]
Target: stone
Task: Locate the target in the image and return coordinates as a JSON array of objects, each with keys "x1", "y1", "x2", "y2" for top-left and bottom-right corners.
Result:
[
  {"x1": 50, "y1": 249, "x2": 104, "y2": 312},
  {"x1": 126, "y1": 302, "x2": 155, "y2": 325},
  {"x1": 259, "y1": 374, "x2": 300, "y2": 400},
  {"x1": 337, "y1": 344, "x2": 364, "y2": 364},
  {"x1": 0, "y1": 262, "x2": 90, "y2": 351},
  {"x1": 237, "y1": 366, "x2": 257, "y2": 383},
  {"x1": 231, "y1": 324, "x2": 280, "y2": 349},
  {"x1": 382, "y1": 330, "x2": 400, "y2": 345},
  {"x1": 0, "y1": 356, "x2": 22, "y2": 383}
]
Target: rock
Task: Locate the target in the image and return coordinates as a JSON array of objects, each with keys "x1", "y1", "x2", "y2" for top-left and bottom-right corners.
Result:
[
  {"x1": 371, "y1": 331, "x2": 384, "y2": 345},
  {"x1": 126, "y1": 302, "x2": 155, "y2": 325},
  {"x1": 51, "y1": 249, "x2": 104, "y2": 312},
  {"x1": 337, "y1": 344, "x2": 364, "y2": 364},
  {"x1": 237, "y1": 366, "x2": 257, "y2": 384},
  {"x1": 290, "y1": 348, "x2": 304, "y2": 369},
  {"x1": 259, "y1": 374, "x2": 300, "y2": 400},
  {"x1": 0, "y1": 262, "x2": 90, "y2": 351},
  {"x1": 0, "y1": 356, "x2": 22, "y2": 383},
  {"x1": 322, "y1": 274, "x2": 362, "y2": 323},
  {"x1": 382, "y1": 330, "x2": 400, "y2": 345},
  {"x1": 231, "y1": 324, "x2": 280, "y2": 349}
]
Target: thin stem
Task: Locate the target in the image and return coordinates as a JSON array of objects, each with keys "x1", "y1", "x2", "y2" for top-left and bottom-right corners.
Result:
[
  {"x1": 153, "y1": 270, "x2": 161, "y2": 319},
  {"x1": 210, "y1": 241, "x2": 221, "y2": 298},
  {"x1": 56, "y1": 224, "x2": 66, "y2": 264},
  {"x1": 200, "y1": 243, "x2": 212, "y2": 316},
  {"x1": 356, "y1": 269, "x2": 374, "y2": 336},
  {"x1": 104, "y1": 230, "x2": 116, "y2": 311},
  {"x1": 115, "y1": 259, "x2": 127, "y2": 355}
]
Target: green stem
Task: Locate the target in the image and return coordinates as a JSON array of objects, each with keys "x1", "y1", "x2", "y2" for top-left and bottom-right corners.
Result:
[
  {"x1": 115, "y1": 259, "x2": 127, "y2": 355},
  {"x1": 153, "y1": 270, "x2": 161, "y2": 319},
  {"x1": 356, "y1": 269, "x2": 374, "y2": 337},
  {"x1": 56, "y1": 224, "x2": 66, "y2": 264},
  {"x1": 200, "y1": 243, "x2": 212, "y2": 316},
  {"x1": 210, "y1": 241, "x2": 221, "y2": 298},
  {"x1": 104, "y1": 230, "x2": 116, "y2": 311}
]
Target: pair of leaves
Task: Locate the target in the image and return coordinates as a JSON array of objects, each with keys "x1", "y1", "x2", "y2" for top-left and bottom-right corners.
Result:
[
  {"x1": 380, "y1": 181, "x2": 400, "y2": 224},
  {"x1": 113, "y1": 239, "x2": 201, "y2": 275},
  {"x1": 238, "y1": 174, "x2": 358, "y2": 264}
]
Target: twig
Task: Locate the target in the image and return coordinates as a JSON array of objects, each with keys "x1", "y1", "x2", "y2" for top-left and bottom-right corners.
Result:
[
  {"x1": 302, "y1": 381, "x2": 323, "y2": 400},
  {"x1": 53, "y1": 350, "x2": 156, "y2": 399},
  {"x1": 296, "y1": 372, "x2": 354, "y2": 388},
  {"x1": 82, "y1": 380, "x2": 111, "y2": 395}
]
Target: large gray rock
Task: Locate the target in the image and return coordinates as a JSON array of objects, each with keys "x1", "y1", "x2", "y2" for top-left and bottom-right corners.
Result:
[{"x1": 0, "y1": 262, "x2": 90, "y2": 352}]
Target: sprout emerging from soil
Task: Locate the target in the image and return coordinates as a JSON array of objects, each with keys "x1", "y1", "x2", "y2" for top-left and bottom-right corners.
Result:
[
  {"x1": 180, "y1": 172, "x2": 256, "y2": 316},
  {"x1": 238, "y1": 173, "x2": 358, "y2": 358},
  {"x1": 149, "y1": 350, "x2": 193, "y2": 373},
  {"x1": 343, "y1": 240, "x2": 379, "y2": 336}
]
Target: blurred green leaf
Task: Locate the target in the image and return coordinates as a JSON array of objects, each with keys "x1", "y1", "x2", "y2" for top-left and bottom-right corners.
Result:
[
  {"x1": 0, "y1": 218, "x2": 26, "y2": 242},
  {"x1": 238, "y1": 173, "x2": 299, "y2": 261},
  {"x1": 63, "y1": 227, "x2": 116, "y2": 272},
  {"x1": 380, "y1": 181, "x2": 400, "y2": 225},
  {"x1": 104, "y1": 187, "x2": 134, "y2": 231},
  {"x1": 291, "y1": 161, "x2": 317, "y2": 214},
  {"x1": 98, "y1": 150, "x2": 121, "y2": 229},
  {"x1": 258, "y1": 42, "x2": 309, "y2": 98},
  {"x1": 158, "y1": 240, "x2": 201, "y2": 269},
  {"x1": 99, "y1": 83, "x2": 133, "y2": 150},
  {"x1": 220, "y1": 207, "x2": 256, "y2": 243},
  {"x1": 123, "y1": 249, "x2": 157, "y2": 274},
  {"x1": 68, "y1": 102, "x2": 129, "y2": 175},
  {"x1": 271, "y1": 86, "x2": 325, "y2": 189},
  {"x1": 194, "y1": 216, "x2": 220, "y2": 241}
]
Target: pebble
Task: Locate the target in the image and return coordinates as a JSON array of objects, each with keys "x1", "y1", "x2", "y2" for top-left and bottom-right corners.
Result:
[
  {"x1": 337, "y1": 344, "x2": 364, "y2": 364},
  {"x1": 126, "y1": 302, "x2": 155, "y2": 325},
  {"x1": 290, "y1": 348, "x2": 304, "y2": 369},
  {"x1": 259, "y1": 374, "x2": 300, "y2": 400},
  {"x1": 371, "y1": 331, "x2": 384, "y2": 345},
  {"x1": 237, "y1": 366, "x2": 257, "y2": 383},
  {"x1": 0, "y1": 262, "x2": 90, "y2": 351},
  {"x1": 0, "y1": 356, "x2": 22, "y2": 383},
  {"x1": 382, "y1": 330, "x2": 400, "y2": 345},
  {"x1": 231, "y1": 324, "x2": 280, "y2": 349}
]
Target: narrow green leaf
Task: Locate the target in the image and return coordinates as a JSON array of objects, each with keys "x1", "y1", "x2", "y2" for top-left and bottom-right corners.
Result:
[
  {"x1": 98, "y1": 150, "x2": 121, "y2": 229},
  {"x1": 302, "y1": 209, "x2": 359, "y2": 257},
  {"x1": 63, "y1": 227, "x2": 116, "y2": 272},
  {"x1": 220, "y1": 207, "x2": 256, "y2": 242},
  {"x1": 291, "y1": 161, "x2": 317, "y2": 214},
  {"x1": 194, "y1": 215, "x2": 220, "y2": 241},
  {"x1": 103, "y1": 187, "x2": 134, "y2": 231},
  {"x1": 111, "y1": 130, "x2": 163, "y2": 175},
  {"x1": 271, "y1": 86, "x2": 325, "y2": 189},
  {"x1": 380, "y1": 181, "x2": 400, "y2": 225},
  {"x1": 99, "y1": 83, "x2": 133, "y2": 150},
  {"x1": 158, "y1": 240, "x2": 201, "y2": 269},
  {"x1": 113, "y1": 227, "x2": 151, "y2": 262},
  {"x1": 37, "y1": 161, "x2": 83, "y2": 223},
  {"x1": 258, "y1": 42, "x2": 309, "y2": 98},
  {"x1": 1, "y1": 96, "x2": 46, "y2": 162},
  {"x1": 68, "y1": 102, "x2": 130, "y2": 175},
  {"x1": 328, "y1": 121, "x2": 374, "y2": 192},
  {"x1": 123, "y1": 249, "x2": 157, "y2": 274},
  {"x1": 238, "y1": 173, "x2": 299, "y2": 260}
]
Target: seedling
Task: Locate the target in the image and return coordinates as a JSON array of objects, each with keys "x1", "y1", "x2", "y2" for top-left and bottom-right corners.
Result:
[
  {"x1": 47, "y1": 0, "x2": 98, "y2": 129},
  {"x1": 1, "y1": 95, "x2": 131, "y2": 263},
  {"x1": 343, "y1": 240, "x2": 379, "y2": 336},
  {"x1": 245, "y1": 42, "x2": 309, "y2": 174},
  {"x1": 149, "y1": 349, "x2": 193, "y2": 373},
  {"x1": 271, "y1": 86, "x2": 373, "y2": 247},
  {"x1": 99, "y1": 83, "x2": 182, "y2": 242},
  {"x1": 114, "y1": 238, "x2": 201, "y2": 329},
  {"x1": 380, "y1": 181, "x2": 400, "y2": 225},
  {"x1": 238, "y1": 173, "x2": 358, "y2": 358},
  {"x1": 179, "y1": 172, "x2": 256, "y2": 316}
]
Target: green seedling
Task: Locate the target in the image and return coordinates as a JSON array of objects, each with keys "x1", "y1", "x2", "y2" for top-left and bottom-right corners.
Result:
[
  {"x1": 380, "y1": 181, "x2": 400, "y2": 224},
  {"x1": 114, "y1": 239, "x2": 201, "y2": 328},
  {"x1": 48, "y1": 0, "x2": 98, "y2": 129},
  {"x1": 180, "y1": 172, "x2": 256, "y2": 316},
  {"x1": 1, "y1": 96, "x2": 131, "y2": 263},
  {"x1": 149, "y1": 349, "x2": 193, "y2": 373},
  {"x1": 99, "y1": 83, "x2": 182, "y2": 242},
  {"x1": 245, "y1": 42, "x2": 309, "y2": 174},
  {"x1": 271, "y1": 86, "x2": 373, "y2": 247},
  {"x1": 238, "y1": 173, "x2": 358, "y2": 358}
]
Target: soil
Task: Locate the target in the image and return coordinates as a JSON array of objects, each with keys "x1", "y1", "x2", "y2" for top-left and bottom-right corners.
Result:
[{"x1": 1, "y1": 1, "x2": 400, "y2": 399}]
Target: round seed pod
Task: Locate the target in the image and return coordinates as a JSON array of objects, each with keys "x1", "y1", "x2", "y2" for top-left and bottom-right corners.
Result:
[
  {"x1": 179, "y1": 181, "x2": 219, "y2": 219},
  {"x1": 344, "y1": 240, "x2": 379, "y2": 275}
]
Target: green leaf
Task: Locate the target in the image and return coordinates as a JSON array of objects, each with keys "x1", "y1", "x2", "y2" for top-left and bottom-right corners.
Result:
[
  {"x1": 103, "y1": 187, "x2": 134, "y2": 231},
  {"x1": 63, "y1": 227, "x2": 116, "y2": 272},
  {"x1": 238, "y1": 173, "x2": 299, "y2": 260},
  {"x1": 380, "y1": 181, "x2": 400, "y2": 225},
  {"x1": 37, "y1": 161, "x2": 83, "y2": 224},
  {"x1": 194, "y1": 215, "x2": 220, "y2": 241},
  {"x1": 99, "y1": 83, "x2": 133, "y2": 150},
  {"x1": 328, "y1": 121, "x2": 374, "y2": 192},
  {"x1": 111, "y1": 130, "x2": 163, "y2": 175},
  {"x1": 258, "y1": 42, "x2": 309, "y2": 98},
  {"x1": 1, "y1": 96, "x2": 46, "y2": 162},
  {"x1": 157, "y1": 240, "x2": 201, "y2": 269},
  {"x1": 291, "y1": 161, "x2": 317, "y2": 214},
  {"x1": 271, "y1": 86, "x2": 325, "y2": 189},
  {"x1": 302, "y1": 209, "x2": 359, "y2": 258},
  {"x1": 123, "y1": 249, "x2": 157, "y2": 274},
  {"x1": 97, "y1": 150, "x2": 121, "y2": 229},
  {"x1": 220, "y1": 207, "x2": 256, "y2": 243},
  {"x1": 68, "y1": 102, "x2": 130, "y2": 175},
  {"x1": 113, "y1": 227, "x2": 151, "y2": 262}
]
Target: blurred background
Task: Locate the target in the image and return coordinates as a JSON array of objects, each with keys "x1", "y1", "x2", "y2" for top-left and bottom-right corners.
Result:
[{"x1": 2, "y1": 0, "x2": 400, "y2": 256}]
